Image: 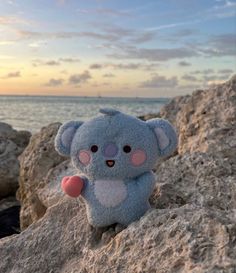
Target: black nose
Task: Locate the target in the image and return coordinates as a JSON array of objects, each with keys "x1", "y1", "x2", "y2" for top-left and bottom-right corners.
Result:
[{"x1": 106, "y1": 160, "x2": 115, "y2": 167}]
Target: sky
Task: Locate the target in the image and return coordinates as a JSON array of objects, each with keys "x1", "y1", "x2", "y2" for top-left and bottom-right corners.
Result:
[{"x1": 0, "y1": 0, "x2": 235, "y2": 97}]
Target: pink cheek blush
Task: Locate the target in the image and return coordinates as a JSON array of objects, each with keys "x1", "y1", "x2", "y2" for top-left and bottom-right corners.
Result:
[
  {"x1": 131, "y1": 150, "x2": 147, "y2": 166},
  {"x1": 78, "y1": 150, "x2": 91, "y2": 165}
]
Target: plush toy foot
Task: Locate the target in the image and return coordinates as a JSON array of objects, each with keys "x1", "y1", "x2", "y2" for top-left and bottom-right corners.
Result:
[{"x1": 61, "y1": 176, "x2": 84, "y2": 197}]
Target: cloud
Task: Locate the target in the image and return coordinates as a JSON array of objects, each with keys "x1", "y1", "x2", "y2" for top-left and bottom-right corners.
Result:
[
  {"x1": 59, "y1": 58, "x2": 80, "y2": 63},
  {"x1": 91, "y1": 81, "x2": 112, "y2": 87},
  {"x1": 203, "y1": 73, "x2": 232, "y2": 82},
  {"x1": 177, "y1": 84, "x2": 201, "y2": 93},
  {"x1": 100, "y1": 25, "x2": 134, "y2": 36},
  {"x1": 182, "y1": 74, "x2": 199, "y2": 82},
  {"x1": 28, "y1": 41, "x2": 47, "y2": 49},
  {"x1": 209, "y1": 33, "x2": 236, "y2": 56},
  {"x1": 90, "y1": 63, "x2": 103, "y2": 69},
  {"x1": 129, "y1": 32, "x2": 156, "y2": 43},
  {"x1": 110, "y1": 63, "x2": 142, "y2": 70},
  {"x1": 178, "y1": 61, "x2": 192, "y2": 67},
  {"x1": 139, "y1": 74, "x2": 178, "y2": 88},
  {"x1": 17, "y1": 23, "x2": 156, "y2": 45},
  {"x1": 103, "y1": 73, "x2": 115, "y2": 78},
  {"x1": 68, "y1": 70, "x2": 92, "y2": 85},
  {"x1": 32, "y1": 58, "x2": 80, "y2": 67},
  {"x1": 203, "y1": 75, "x2": 218, "y2": 82},
  {"x1": 173, "y1": 29, "x2": 198, "y2": 37},
  {"x1": 45, "y1": 78, "x2": 64, "y2": 87},
  {"x1": 190, "y1": 69, "x2": 215, "y2": 75},
  {"x1": 191, "y1": 33, "x2": 236, "y2": 57},
  {"x1": 32, "y1": 59, "x2": 60, "y2": 66},
  {"x1": 218, "y1": 69, "x2": 234, "y2": 74},
  {"x1": 77, "y1": 8, "x2": 131, "y2": 17},
  {"x1": 108, "y1": 46, "x2": 198, "y2": 61},
  {"x1": 184, "y1": 68, "x2": 234, "y2": 85},
  {"x1": 100, "y1": 25, "x2": 156, "y2": 44},
  {"x1": 94, "y1": 8, "x2": 131, "y2": 17},
  {"x1": 146, "y1": 20, "x2": 201, "y2": 31},
  {"x1": 89, "y1": 62, "x2": 159, "y2": 71},
  {"x1": 45, "y1": 60, "x2": 60, "y2": 66},
  {"x1": 1, "y1": 71, "x2": 21, "y2": 79},
  {"x1": 158, "y1": 28, "x2": 199, "y2": 43},
  {"x1": 18, "y1": 30, "x2": 119, "y2": 42},
  {"x1": 211, "y1": 0, "x2": 236, "y2": 18}
]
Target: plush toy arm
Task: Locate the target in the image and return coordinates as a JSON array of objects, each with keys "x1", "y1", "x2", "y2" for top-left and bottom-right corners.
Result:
[
  {"x1": 135, "y1": 171, "x2": 156, "y2": 198},
  {"x1": 61, "y1": 176, "x2": 85, "y2": 198}
]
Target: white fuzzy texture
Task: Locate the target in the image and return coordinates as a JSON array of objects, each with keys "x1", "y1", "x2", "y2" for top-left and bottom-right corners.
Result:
[{"x1": 94, "y1": 179, "x2": 127, "y2": 208}]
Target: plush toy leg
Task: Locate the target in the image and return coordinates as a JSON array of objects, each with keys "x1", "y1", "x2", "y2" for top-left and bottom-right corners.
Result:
[{"x1": 61, "y1": 176, "x2": 84, "y2": 197}]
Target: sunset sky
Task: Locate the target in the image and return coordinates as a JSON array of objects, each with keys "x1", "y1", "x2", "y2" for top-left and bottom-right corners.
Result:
[{"x1": 0, "y1": 0, "x2": 235, "y2": 97}]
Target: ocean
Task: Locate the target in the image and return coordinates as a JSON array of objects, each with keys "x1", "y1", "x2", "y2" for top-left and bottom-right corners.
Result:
[{"x1": 0, "y1": 96, "x2": 169, "y2": 132}]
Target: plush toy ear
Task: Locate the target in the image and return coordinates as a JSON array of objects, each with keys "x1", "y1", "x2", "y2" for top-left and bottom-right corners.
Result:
[
  {"x1": 55, "y1": 121, "x2": 83, "y2": 156},
  {"x1": 146, "y1": 118, "x2": 177, "y2": 158}
]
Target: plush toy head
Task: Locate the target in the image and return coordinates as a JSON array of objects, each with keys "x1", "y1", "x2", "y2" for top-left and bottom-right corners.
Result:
[{"x1": 55, "y1": 108, "x2": 177, "y2": 180}]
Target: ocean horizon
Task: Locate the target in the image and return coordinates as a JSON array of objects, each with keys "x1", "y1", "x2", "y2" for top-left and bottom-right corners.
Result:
[{"x1": 0, "y1": 95, "x2": 169, "y2": 132}]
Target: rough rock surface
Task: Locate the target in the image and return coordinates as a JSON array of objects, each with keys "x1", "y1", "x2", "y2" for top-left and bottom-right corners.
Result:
[
  {"x1": 0, "y1": 122, "x2": 31, "y2": 198},
  {"x1": 0, "y1": 196, "x2": 20, "y2": 212},
  {"x1": 17, "y1": 122, "x2": 68, "y2": 229},
  {"x1": 157, "y1": 75, "x2": 236, "y2": 160},
  {"x1": 1, "y1": 76, "x2": 236, "y2": 273},
  {"x1": 152, "y1": 152, "x2": 236, "y2": 211},
  {"x1": 0, "y1": 199, "x2": 235, "y2": 273}
]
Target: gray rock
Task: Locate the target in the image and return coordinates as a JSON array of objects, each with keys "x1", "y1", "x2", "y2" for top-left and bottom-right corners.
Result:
[
  {"x1": 152, "y1": 152, "x2": 236, "y2": 211},
  {"x1": 0, "y1": 200, "x2": 235, "y2": 273},
  {"x1": 37, "y1": 159, "x2": 76, "y2": 209},
  {"x1": 17, "y1": 123, "x2": 67, "y2": 230},
  {"x1": 0, "y1": 122, "x2": 31, "y2": 198},
  {"x1": 0, "y1": 196, "x2": 20, "y2": 212}
]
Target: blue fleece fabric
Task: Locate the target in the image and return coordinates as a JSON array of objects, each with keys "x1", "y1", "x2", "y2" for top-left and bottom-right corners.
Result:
[{"x1": 55, "y1": 108, "x2": 177, "y2": 227}]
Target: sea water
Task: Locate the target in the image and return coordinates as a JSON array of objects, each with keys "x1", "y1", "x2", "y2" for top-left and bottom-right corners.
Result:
[{"x1": 0, "y1": 96, "x2": 169, "y2": 132}]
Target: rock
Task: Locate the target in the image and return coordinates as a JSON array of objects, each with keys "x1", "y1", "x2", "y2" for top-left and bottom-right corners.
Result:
[
  {"x1": 37, "y1": 159, "x2": 76, "y2": 209},
  {"x1": 139, "y1": 112, "x2": 161, "y2": 121},
  {"x1": 157, "y1": 94, "x2": 191, "y2": 126},
  {"x1": 0, "y1": 122, "x2": 31, "y2": 198},
  {"x1": 0, "y1": 199, "x2": 235, "y2": 273},
  {"x1": 0, "y1": 196, "x2": 20, "y2": 212},
  {"x1": 142, "y1": 76, "x2": 236, "y2": 163},
  {"x1": 17, "y1": 123, "x2": 68, "y2": 230},
  {"x1": 152, "y1": 152, "x2": 236, "y2": 211}
]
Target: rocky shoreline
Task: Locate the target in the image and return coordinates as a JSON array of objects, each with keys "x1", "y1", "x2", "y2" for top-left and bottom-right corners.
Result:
[{"x1": 0, "y1": 75, "x2": 235, "y2": 273}]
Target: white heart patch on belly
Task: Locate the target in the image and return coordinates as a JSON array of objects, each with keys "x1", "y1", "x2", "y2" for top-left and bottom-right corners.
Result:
[{"x1": 94, "y1": 179, "x2": 127, "y2": 208}]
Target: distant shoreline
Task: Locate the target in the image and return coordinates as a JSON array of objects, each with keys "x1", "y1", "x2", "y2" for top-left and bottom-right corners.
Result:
[{"x1": 0, "y1": 94, "x2": 170, "y2": 100}]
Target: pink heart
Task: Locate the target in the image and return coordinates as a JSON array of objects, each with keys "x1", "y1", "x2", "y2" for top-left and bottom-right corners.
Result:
[{"x1": 61, "y1": 176, "x2": 84, "y2": 197}]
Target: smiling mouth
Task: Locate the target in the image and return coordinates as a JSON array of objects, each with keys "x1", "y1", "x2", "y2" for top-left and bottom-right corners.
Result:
[{"x1": 106, "y1": 160, "x2": 115, "y2": 167}]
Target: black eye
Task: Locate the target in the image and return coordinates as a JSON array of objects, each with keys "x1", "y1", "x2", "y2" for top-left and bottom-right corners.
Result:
[
  {"x1": 91, "y1": 145, "x2": 98, "y2": 153},
  {"x1": 123, "y1": 145, "x2": 131, "y2": 153}
]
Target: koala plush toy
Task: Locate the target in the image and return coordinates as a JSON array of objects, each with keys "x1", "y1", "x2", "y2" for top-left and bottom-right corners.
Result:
[{"x1": 55, "y1": 108, "x2": 177, "y2": 228}]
